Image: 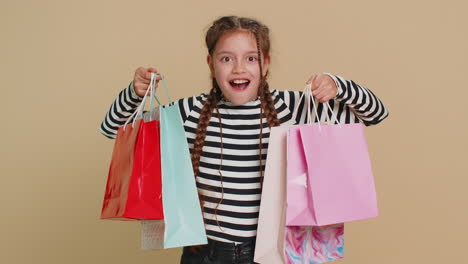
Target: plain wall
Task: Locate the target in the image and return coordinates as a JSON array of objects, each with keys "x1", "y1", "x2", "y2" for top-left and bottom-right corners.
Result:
[{"x1": 1, "y1": 0, "x2": 467, "y2": 263}]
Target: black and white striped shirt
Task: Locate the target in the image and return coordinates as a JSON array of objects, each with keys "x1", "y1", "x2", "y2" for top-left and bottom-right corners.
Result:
[{"x1": 99, "y1": 74, "x2": 389, "y2": 243}]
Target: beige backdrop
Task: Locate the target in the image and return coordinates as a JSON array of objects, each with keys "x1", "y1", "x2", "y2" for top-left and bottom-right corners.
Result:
[{"x1": 2, "y1": 0, "x2": 467, "y2": 263}]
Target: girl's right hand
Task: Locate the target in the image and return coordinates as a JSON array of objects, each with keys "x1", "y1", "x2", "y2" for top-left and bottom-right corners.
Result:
[{"x1": 133, "y1": 67, "x2": 161, "y2": 97}]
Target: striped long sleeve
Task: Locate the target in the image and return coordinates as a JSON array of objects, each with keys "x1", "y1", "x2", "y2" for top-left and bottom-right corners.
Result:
[
  {"x1": 329, "y1": 74, "x2": 389, "y2": 126},
  {"x1": 99, "y1": 82, "x2": 143, "y2": 139},
  {"x1": 279, "y1": 74, "x2": 389, "y2": 126},
  {"x1": 99, "y1": 81, "x2": 200, "y2": 139},
  {"x1": 99, "y1": 74, "x2": 389, "y2": 140}
]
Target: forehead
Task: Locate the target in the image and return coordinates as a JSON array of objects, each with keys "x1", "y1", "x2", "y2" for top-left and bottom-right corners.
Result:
[{"x1": 214, "y1": 30, "x2": 259, "y2": 56}]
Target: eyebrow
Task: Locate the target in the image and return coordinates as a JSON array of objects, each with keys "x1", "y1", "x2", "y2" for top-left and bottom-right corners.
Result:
[{"x1": 216, "y1": 50, "x2": 259, "y2": 56}]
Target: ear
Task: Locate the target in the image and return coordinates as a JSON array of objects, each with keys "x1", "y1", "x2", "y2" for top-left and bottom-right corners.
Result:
[
  {"x1": 207, "y1": 55, "x2": 214, "y2": 77},
  {"x1": 262, "y1": 55, "x2": 271, "y2": 77}
]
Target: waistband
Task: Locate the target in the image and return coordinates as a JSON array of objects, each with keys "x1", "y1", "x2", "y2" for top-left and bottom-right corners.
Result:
[{"x1": 207, "y1": 237, "x2": 256, "y2": 252}]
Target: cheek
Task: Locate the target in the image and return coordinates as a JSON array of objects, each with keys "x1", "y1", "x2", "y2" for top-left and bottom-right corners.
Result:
[
  {"x1": 214, "y1": 66, "x2": 230, "y2": 79},
  {"x1": 248, "y1": 64, "x2": 262, "y2": 75}
]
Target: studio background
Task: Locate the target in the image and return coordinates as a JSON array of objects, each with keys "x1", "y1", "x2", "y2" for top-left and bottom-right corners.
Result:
[{"x1": 2, "y1": 0, "x2": 466, "y2": 263}]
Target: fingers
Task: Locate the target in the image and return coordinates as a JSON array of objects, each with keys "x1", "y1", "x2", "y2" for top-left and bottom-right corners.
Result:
[
  {"x1": 313, "y1": 86, "x2": 335, "y2": 103},
  {"x1": 133, "y1": 67, "x2": 160, "y2": 97},
  {"x1": 135, "y1": 67, "x2": 160, "y2": 80},
  {"x1": 306, "y1": 75, "x2": 319, "y2": 91},
  {"x1": 147, "y1": 68, "x2": 162, "y2": 81},
  {"x1": 307, "y1": 74, "x2": 327, "y2": 93},
  {"x1": 307, "y1": 74, "x2": 327, "y2": 102},
  {"x1": 317, "y1": 94, "x2": 334, "y2": 103},
  {"x1": 137, "y1": 67, "x2": 161, "y2": 85},
  {"x1": 136, "y1": 74, "x2": 150, "y2": 85},
  {"x1": 308, "y1": 74, "x2": 337, "y2": 103},
  {"x1": 312, "y1": 74, "x2": 328, "y2": 91},
  {"x1": 144, "y1": 68, "x2": 160, "y2": 81}
]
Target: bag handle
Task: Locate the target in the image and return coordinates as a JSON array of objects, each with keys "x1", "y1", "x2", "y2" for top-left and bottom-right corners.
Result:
[
  {"x1": 123, "y1": 72, "x2": 172, "y2": 130},
  {"x1": 149, "y1": 72, "x2": 172, "y2": 108},
  {"x1": 147, "y1": 72, "x2": 173, "y2": 120},
  {"x1": 293, "y1": 84, "x2": 342, "y2": 129}
]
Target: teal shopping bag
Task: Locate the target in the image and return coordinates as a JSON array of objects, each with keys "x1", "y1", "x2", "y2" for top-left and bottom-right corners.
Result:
[{"x1": 141, "y1": 73, "x2": 207, "y2": 249}]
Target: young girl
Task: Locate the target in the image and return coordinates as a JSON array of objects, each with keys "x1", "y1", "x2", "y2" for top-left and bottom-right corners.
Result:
[{"x1": 100, "y1": 15, "x2": 388, "y2": 264}]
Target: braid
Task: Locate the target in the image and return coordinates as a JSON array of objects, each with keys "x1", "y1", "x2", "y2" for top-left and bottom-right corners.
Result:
[
  {"x1": 253, "y1": 32, "x2": 280, "y2": 188},
  {"x1": 190, "y1": 78, "x2": 229, "y2": 232},
  {"x1": 191, "y1": 83, "x2": 220, "y2": 204},
  {"x1": 262, "y1": 83, "x2": 281, "y2": 127}
]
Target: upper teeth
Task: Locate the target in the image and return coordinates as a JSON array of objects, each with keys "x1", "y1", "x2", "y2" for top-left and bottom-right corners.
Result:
[{"x1": 232, "y1": 80, "x2": 249, "y2": 84}]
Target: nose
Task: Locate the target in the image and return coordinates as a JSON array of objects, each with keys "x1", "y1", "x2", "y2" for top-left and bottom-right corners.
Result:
[{"x1": 232, "y1": 60, "x2": 246, "y2": 73}]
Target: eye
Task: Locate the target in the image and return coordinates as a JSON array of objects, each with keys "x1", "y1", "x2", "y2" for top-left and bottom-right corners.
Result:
[
  {"x1": 248, "y1": 56, "x2": 258, "y2": 62},
  {"x1": 221, "y1": 56, "x2": 232, "y2": 62}
]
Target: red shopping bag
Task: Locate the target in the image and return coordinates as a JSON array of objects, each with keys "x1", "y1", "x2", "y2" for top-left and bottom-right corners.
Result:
[{"x1": 100, "y1": 111, "x2": 164, "y2": 220}]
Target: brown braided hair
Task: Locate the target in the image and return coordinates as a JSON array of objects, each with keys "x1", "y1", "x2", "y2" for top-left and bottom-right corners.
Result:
[{"x1": 191, "y1": 16, "x2": 281, "y2": 238}]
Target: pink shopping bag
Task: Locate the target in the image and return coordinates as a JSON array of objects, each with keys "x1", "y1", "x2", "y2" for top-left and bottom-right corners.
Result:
[
  {"x1": 255, "y1": 126, "x2": 344, "y2": 264},
  {"x1": 286, "y1": 84, "x2": 378, "y2": 226}
]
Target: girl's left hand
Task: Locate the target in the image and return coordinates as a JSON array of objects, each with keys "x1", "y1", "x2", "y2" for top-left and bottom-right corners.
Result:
[{"x1": 306, "y1": 74, "x2": 338, "y2": 103}]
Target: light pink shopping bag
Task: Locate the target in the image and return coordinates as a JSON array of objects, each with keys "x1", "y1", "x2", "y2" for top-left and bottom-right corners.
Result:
[
  {"x1": 255, "y1": 126, "x2": 345, "y2": 264},
  {"x1": 297, "y1": 123, "x2": 378, "y2": 225},
  {"x1": 255, "y1": 126, "x2": 289, "y2": 264},
  {"x1": 286, "y1": 126, "x2": 317, "y2": 226},
  {"x1": 286, "y1": 83, "x2": 378, "y2": 226}
]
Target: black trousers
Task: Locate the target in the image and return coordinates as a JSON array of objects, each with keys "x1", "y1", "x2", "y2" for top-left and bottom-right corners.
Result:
[{"x1": 180, "y1": 238, "x2": 258, "y2": 264}]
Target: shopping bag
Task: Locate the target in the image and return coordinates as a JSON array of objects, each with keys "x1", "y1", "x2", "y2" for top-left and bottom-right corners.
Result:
[
  {"x1": 100, "y1": 73, "x2": 163, "y2": 220},
  {"x1": 255, "y1": 126, "x2": 344, "y2": 264},
  {"x1": 286, "y1": 84, "x2": 378, "y2": 226},
  {"x1": 284, "y1": 225, "x2": 344, "y2": 264},
  {"x1": 141, "y1": 73, "x2": 207, "y2": 249},
  {"x1": 255, "y1": 126, "x2": 289, "y2": 263}
]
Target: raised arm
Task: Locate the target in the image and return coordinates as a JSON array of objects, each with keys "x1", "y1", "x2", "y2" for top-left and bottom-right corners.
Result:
[
  {"x1": 281, "y1": 73, "x2": 389, "y2": 126},
  {"x1": 326, "y1": 73, "x2": 389, "y2": 126},
  {"x1": 99, "y1": 67, "x2": 200, "y2": 139},
  {"x1": 99, "y1": 82, "x2": 142, "y2": 139}
]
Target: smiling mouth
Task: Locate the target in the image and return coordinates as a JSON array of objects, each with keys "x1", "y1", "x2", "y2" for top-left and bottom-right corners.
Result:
[{"x1": 229, "y1": 80, "x2": 250, "y2": 90}]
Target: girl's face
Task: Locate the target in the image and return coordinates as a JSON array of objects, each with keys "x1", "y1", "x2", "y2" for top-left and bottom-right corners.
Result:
[{"x1": 207, "y1": 30, "x2": 270, "y2": 105}]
